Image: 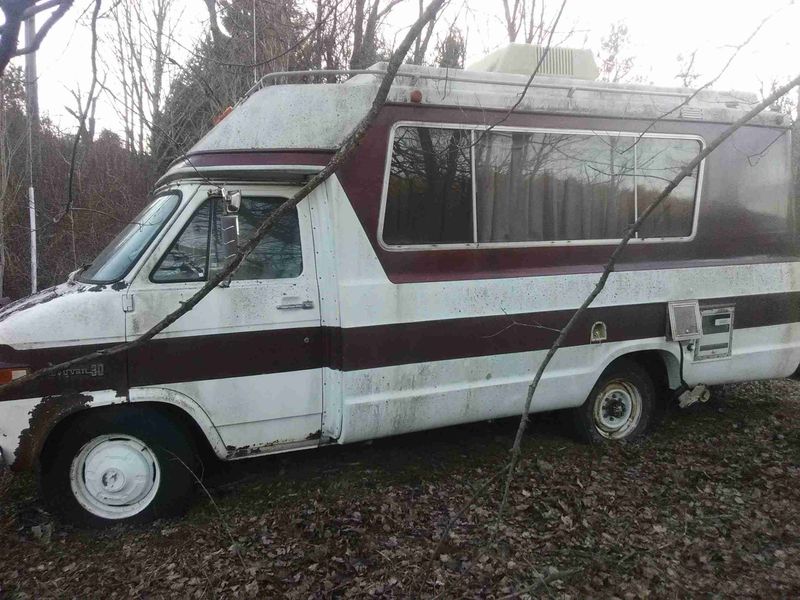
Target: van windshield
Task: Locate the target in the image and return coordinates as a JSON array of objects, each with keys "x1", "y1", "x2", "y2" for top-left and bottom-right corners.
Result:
[{"x1": 79, "y1": 193, "x2": 180, "y2": 284}]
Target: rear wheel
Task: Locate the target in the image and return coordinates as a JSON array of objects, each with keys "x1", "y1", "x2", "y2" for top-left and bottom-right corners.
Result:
[
  {"x1": 40, "y1": 407, "x2": 199, "y2": 528},
  {"x1": 571, "y1": 360, "x2": 656, "y2": 444}
]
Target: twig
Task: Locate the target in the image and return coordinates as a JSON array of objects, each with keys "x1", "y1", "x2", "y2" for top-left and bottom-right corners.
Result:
[{"x1": 167, "y1": 450, "x2": 247, "y2": 570}]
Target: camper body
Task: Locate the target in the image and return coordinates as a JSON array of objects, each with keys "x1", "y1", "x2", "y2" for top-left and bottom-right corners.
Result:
[{"x1": 0, "y1": 52, "x2": 797, "y2": 525}]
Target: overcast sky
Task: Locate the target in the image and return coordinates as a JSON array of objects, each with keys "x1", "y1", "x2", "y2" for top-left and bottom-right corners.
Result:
[{"x1": 10, "y1": 0, "x2": 800, "y2": 136}]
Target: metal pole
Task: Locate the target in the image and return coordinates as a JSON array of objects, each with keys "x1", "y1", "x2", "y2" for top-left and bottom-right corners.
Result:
[
  {"x1": 24, "y1": 14, "x2": 38, "y2": 294},
  {"x1": 28, "y1": 187, "x2": 37, "y2": 294},
  {"x1": 252, "y1": 0, "x2": 257, "y2": 84}
]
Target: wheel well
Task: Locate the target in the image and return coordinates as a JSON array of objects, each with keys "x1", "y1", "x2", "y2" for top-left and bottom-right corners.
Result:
[
  {"x1": 607, "y1": 350, "x2": 680, "y2": 401},
  {"x1": 40, "y1": 402, "x2": 218, "y2": 471}
]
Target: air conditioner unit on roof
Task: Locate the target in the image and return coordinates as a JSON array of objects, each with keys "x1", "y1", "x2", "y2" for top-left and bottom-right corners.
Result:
[{"x1": 468, "y1": 43, "x2": 599, "y2": 81}]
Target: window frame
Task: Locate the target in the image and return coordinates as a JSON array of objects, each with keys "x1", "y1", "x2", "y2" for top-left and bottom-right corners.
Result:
[
  {"x1": 377, "y1": 121, "x2": 706, "y2": 251},
  {"x1": 149, "y1": 194, "x2": 305, "y2": 284}
]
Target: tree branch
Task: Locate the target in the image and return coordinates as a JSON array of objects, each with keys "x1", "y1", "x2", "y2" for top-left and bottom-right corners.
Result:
[
  {"x1": 495, "y1": 71, "x2": 800, "y2": 522},
  {"x1": 0, "y1": 0, "x2": 448, "y2": 397}
]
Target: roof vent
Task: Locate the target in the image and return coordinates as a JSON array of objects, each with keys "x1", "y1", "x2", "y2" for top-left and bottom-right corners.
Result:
[
  {"x1": 468, "y1": 44, "x2": 599, "y2": 80},
  {"x1": 680, "y1": 106, "x2": 703, "y2": 120}
]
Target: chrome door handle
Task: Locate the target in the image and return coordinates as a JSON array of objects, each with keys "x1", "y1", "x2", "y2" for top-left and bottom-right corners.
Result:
[{"x1": 277, "y1": 300, "x2": 315, "y2": 310}]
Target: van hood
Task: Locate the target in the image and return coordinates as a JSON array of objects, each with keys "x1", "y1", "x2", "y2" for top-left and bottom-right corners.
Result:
[{"x1": 0, "y1": 279, "x2": 127, "y2": 352}]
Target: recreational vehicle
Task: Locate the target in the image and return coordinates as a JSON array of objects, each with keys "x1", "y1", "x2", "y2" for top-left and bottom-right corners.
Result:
[{"x1": 0, "y1": 45, "x2": 796, "y2": 526}]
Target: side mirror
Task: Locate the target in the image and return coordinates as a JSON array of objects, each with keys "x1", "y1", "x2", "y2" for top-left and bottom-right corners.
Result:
[{"x1": 225, "y1": 190, "x2": 241, "y2": 214}]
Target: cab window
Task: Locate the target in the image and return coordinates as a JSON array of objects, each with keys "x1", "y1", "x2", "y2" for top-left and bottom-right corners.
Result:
[{"x1": 151, "y1": 196, "x2": 302, "y2": 282}]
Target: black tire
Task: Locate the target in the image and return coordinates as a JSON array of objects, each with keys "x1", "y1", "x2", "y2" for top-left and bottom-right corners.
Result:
[
  {"x1": 40, "y1": 406, "x2": 199, "y2": 528},
  {"x1": 570, "y1": 359, "x2": 656, "y2": 444}
]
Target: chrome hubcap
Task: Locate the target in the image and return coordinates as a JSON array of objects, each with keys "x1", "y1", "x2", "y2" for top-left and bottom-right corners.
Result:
[
  {"x1": 593, "y1": 380, "x2": 642, "y2": 440},
  {"x1": 70, "y1": 434, "x2": 160, "y2": 519}
]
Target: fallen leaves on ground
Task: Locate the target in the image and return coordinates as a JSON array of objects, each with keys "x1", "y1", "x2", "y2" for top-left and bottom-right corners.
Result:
[{"x1": 1, "y1": 380, "x2": 800, "y2": 598}]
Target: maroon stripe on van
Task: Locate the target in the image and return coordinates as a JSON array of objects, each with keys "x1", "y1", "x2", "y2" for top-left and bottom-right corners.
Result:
[
  {"x1": 1, "y1": 291, "x2": 798, "y2": 402},
  {"x1": 180, "y1": 149, "x2": 334, "y2": 168},
  {"x1": 334, "y1": 291, "x2": 800, "y2": 370},
  {"x1": 127, "y1": 326, "x2": 325, "y2": 387}
]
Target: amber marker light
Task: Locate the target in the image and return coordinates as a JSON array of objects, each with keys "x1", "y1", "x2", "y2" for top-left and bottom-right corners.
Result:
[{"x1": 0, "y1": 367, "x2": 29, "y2": 384}]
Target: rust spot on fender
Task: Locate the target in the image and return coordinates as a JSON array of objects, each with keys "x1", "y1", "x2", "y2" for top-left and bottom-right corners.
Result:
[{"x1": 13, "y1": 392, "x2": 93, "y2": 471}]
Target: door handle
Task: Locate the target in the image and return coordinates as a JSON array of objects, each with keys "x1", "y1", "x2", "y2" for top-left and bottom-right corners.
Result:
[{"x1": 277, "y1": 300, "x2": 315, "y2": 310}]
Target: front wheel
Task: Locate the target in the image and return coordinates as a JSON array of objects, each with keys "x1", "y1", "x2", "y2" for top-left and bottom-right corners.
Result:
[
  {"x1": 40, "y1": 407, "x2": 199, "y2": 528},
  {"x1": 570, "y1": 360, "x2": 656, "y2": 444}
]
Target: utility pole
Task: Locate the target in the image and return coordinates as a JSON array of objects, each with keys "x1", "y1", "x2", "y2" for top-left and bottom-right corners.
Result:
[{"x1": 25, "y1": 14, "x2": 39, "y2": 295}]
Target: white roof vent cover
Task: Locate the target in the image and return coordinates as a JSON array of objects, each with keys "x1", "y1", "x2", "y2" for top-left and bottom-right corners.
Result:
[{"x1": 468, "y1": 44, "x2": 599, "y2": 80}]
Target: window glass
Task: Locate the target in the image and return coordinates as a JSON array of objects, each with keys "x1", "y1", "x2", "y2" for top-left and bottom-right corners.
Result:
[
  {"x1": 475, "y1": 132, "x2": 635, "y2": 242},
  {"x1": 636, "y1": 138, "x2": 700, "y2": 238},
  {"x1": 152, "y1": 196, "x2": 302, "y2": 282},
  {"x1": 209, "y1": 198, "x2": 302, "y2": 279},
  {"x1": 152, "y1": 202, "x2": 211, "y2": 282},
  {"x1": 79, "y1": 193, "x2": 179, "y2": 283},
  {"x1": 382, "y1": 126, "x2": 700, "y2": 246},
  {"x1": 383, "y1": 126, "x2": 473, "y2": 245}
]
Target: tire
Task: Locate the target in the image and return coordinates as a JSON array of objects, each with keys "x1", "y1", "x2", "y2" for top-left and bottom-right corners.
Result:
[
  {"x1": 40, "y1": 407, "x2": 199, "y2": 528},
  {"x1": 570, "y1": 359, "x2": 656, "y2": 444}
]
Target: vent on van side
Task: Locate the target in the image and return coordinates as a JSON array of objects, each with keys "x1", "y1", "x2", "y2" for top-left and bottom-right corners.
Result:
[
  {"x1": 667, "y1": 300, "x2": 703, "y2": 341},
  {"x1": 680, "y1": 106, "x2": 703, "y2": 120}
]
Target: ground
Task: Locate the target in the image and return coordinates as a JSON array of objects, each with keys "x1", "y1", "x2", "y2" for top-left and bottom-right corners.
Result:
[{"x1": 1, "y1": 380, "x2": 800, "y2": 599}]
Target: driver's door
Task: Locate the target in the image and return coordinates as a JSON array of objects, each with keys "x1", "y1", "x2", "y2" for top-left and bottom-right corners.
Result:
[{"x1": 125, "y1": 185, "x2": 323, "y2": 454}]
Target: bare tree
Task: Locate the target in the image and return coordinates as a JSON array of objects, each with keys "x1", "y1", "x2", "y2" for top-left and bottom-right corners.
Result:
[
  {"x1": 350, "y1": 0, "x2": 404, "y2": 68},
  {"x1": 501, "y1": 0, "x2": 554, "y2": 45},
  {"x1": 597, "y1": 22, "x2": 636, "y2": 83},
  {"x1": 0, "y1": 0, "x2": 73, "y2": 76},
  {"x1": 676, "y1": 50, "x2": 700, "y2": 88},
  {"x1": 108, "y1": 0, "x2": 179, "y2": 154},
  {"x1": 433, "y1": 25, "x2": 465, "y2": 68},
  {"x1": 0, "y1": 65, "x2": 25, "y2": 296}
]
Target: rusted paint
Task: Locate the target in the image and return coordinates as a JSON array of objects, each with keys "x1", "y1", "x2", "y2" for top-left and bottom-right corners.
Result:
[
  {"x1": 224, "y1": 433, "x2": 322, "y2": 459},
  {"x1": 13, "y1": 393, "x2": 93, "y2": 471}
]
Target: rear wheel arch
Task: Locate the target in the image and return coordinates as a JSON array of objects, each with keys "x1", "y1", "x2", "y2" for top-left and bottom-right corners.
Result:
[{"x1": 597, "y1": 348, "x2": 681, "y2": 397}]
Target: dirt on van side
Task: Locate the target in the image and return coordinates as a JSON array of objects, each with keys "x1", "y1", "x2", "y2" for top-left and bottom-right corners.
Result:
[{"x1": 1, "y1": 380, "x2": 800, "y2": 599}]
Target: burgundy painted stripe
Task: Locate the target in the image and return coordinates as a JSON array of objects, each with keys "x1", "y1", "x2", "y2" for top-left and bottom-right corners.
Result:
[
  {"x1": 127, "y1": 327, "x2": 324, "y2": 387},
  {"x1": 1, "y1": 291, "x2": 799, "y2": 402},
  {"x1": 179, "y1": 150, "x2": 334, "y2": 168}
]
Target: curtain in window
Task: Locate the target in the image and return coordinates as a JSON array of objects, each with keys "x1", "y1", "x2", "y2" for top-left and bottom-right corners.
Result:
[{"x1": 475, "y1": 132, "x2": 636, "y2": 242}]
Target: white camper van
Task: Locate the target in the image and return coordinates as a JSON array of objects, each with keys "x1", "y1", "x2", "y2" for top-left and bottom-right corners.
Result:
[{"x1": 0, "y1": 46, "x2": 797, "y2": 526}]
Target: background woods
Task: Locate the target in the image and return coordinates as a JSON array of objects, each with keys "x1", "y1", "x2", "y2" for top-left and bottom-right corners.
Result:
[{"x1": 0, "y1": 0, "x2": 797, "y2": 300}]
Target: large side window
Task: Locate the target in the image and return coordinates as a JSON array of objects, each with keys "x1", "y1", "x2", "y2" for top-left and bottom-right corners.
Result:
[
  {"x1": 381, "y1": 125, "x2": 701, "y2": 246},
  {"x1": 636, "y1": 138, "x2": 701, "y2": 238},
  {"x1": 152, "y1": 197, "x2": 302, "y2": 283},
  {"x1": 383, "y1": 126, "x2": 473, "y2": 245},
  {"x1": 475, "y1": 132, "x2": 635, "y2": 242}
]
